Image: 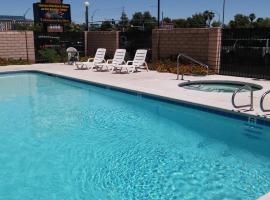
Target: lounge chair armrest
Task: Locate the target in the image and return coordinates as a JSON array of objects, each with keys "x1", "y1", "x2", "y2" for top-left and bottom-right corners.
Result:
[{"x1": 87, "y1": 58, "x2": 94, "y2": 62}]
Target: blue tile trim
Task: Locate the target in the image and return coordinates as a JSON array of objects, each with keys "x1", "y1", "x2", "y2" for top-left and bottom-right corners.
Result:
[{"x1": 1, "y1": 70, "x2": 270, "y2": 126}]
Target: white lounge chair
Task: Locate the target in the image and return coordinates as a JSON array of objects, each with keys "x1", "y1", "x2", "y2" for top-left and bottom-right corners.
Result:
[
  {"x1": 96, "y1": 49, "x2": 126, "y2": 71},
  {"x1": 76, "y1": 48, "x2": 106, "y2": 70},
  {"x1": 113, "y1": 49, "x2": 148, "y2": 73}
]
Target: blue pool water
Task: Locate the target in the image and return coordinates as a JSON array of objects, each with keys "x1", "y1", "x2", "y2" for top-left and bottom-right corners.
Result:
[{"x1": 0, "y1": 72, "x2": 270, "y2": 200}]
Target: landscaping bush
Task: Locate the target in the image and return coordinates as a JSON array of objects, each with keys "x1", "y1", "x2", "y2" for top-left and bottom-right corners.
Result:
[
  {"x1": 149, "y1": 58, "x2": 215, "y2": 76},
  {"x1": 79, "y1": 57, "x2": 90, "y2": 62},
  {"x1": 38, "y1": 49, "x2": 62, "y2": 63},
  {"x1": 0, "y1": 58, "x2": 8, "y2": 66},
  {"x1": 0, "y1": 58, "x2": 30, "y2": 66}
]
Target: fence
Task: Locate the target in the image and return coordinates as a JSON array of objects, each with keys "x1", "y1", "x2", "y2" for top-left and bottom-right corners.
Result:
[
  {"x1": 34, "y1": 32, "x2": 85, "y2": 63},
  {"x1": 119, "y1": 30, "x2": 152, "y2": 61},
  {"x1": 3, "y1": 29, "x2": 269, "y2": 80},
  {"x1": 220, "y1": 28, "x2": 270, "y2": 79},
  {"x1": 85, "y1": 31, "x2": 119, "y2": 58}
]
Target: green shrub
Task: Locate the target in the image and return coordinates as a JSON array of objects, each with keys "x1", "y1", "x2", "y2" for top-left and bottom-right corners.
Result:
[
  {"x1": 149, "y1": 58, "x2": 215, "y2": 76},
  {"x1": 0, "y1": 58, "x2": 8, "y2": 66},
  {"x1": 80, "y1": 57, "x2": 90, "y2": 62},
  {"x1": 0, "y1": 58, "x2": 30, "y2": 66},
  {"x1": 38, "y1": 49, "x2": 62, "y2": 63}
]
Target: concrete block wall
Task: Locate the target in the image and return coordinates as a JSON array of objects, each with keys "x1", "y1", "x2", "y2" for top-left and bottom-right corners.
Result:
[
  {"x1": 208, "y1": 28, "x2": 222, "y2": 72},
  {"x1": 0, "y1": 31, "x2": 35, "y2": 62},
  {"x1": 86, "y1": 31, "x2": 119, "y2": 57},
  {"x1": 152, "y1": 28, "x2": 221, "y2": 72}
]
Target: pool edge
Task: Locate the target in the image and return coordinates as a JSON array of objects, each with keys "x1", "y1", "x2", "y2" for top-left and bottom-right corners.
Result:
[{"x1": 1, "y1": 69, "x2": 270, "y2": 126}]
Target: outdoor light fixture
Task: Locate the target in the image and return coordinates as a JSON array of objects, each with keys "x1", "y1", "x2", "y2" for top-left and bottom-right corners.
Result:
[
  {"x1": 84, "y1": 1, "x2": 90, "y2": 7},
  {"x1": 85, "y1": 1, "x2": 90, "y2": 31}
]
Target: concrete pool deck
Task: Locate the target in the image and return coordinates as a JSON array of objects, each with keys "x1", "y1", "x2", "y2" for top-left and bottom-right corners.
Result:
[
  {"x1": 258, "y1": 192, "x2": 270, "y2": 200},
  {"x1": 0, "y1": 63, "x2": 270, "y2": 120}
]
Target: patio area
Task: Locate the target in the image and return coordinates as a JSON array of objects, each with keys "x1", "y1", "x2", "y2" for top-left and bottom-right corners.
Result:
[{"x1": 1, "y1": 63, "x2": 270, "y2": 120}]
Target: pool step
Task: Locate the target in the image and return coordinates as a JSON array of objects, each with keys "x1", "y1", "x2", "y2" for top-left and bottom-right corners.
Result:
[
  {"x1": 243, "y1": 123, "x2": 264, "y2": 140},
  {"x1": 244, "y1": 128, "x2": 263, "y2": 135},
  {"x1": 244, "y1": 123, "x2": 263, "y2": 130}
]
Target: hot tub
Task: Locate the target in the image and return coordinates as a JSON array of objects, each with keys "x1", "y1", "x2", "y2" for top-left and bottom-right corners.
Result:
[{"x1": 179, "y1": 80, "x2": 263, "y2": 93}]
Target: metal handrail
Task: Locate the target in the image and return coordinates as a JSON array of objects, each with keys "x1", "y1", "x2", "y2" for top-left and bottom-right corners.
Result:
[
  {"x1": 177, "y1": 53, "x2": 209, "y2": 80},
  {"x1": 260, "y1": 90, "x2": 270, "y2": 112},
  {"x1": 231, "y1": 85, "x2": 254, "y2": 111}
]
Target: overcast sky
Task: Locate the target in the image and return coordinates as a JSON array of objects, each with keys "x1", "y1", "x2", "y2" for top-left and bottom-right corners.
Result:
[{"x1": 0, "y1": 0, "x2": 270, "y2": 23}]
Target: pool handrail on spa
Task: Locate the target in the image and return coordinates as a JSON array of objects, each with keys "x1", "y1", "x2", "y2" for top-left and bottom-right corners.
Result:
[{"x1": 176, "y1": 53, "x2": 209, "y2": 80}]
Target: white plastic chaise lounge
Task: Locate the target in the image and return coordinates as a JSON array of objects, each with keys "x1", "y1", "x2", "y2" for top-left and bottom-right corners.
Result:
[
  {"x1": 113, "y1": 49, "x2": 148, "y2": 73},
  {"x1": 76, "y1": 48, "x2": 106, "y2": 70},
  {"x1": 96, "y1": 49, "x2": 126, "y2": 71}
]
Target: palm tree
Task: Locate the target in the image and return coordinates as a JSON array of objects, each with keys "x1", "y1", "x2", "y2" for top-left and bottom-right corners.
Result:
[
  {"x1": 203, "y1": 10, "x2": 215, "y2": 27},
  {"x1": 249, "y1": 13, "x2": 256, "y2": 23}
]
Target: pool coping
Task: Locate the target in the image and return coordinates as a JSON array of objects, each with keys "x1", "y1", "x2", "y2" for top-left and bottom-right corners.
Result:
[{"x1": 1, "y1": 69, "x2": 270, "y2": 126}]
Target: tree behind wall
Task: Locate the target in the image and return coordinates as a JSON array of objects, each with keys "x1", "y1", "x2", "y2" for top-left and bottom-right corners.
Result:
[
  {"x1": 229, "y1": 14, "x2": 252, "y2": 28},
  {"x1": 162, "y1": 17, "x2": 172, "y2": 23},
  {"x1": 119, "y1": 10, "x2": 129, "y2": 31},
  {"x1": 172, "y1": 11, "x2": 215, "y2": 28},
  {"x1": 172, "y1": 18, "x2": 189, "y2": 28},
  {"x1": 187, "y1": 13, "x2": 207, "y2": 28},
  {"x1": 211, "y1": 21, "x2": 222, "y2": 27},
  {"x1": 255, "y1": 18, "x2": 270, "y2": 28},
  {"x1": 228, "y1": 13, "x2": 270, "y2": 28},
  {"x1": 100, "y1": 21, "x2": 113, "y2": 31},
  {"x1": 249, "y1": 13, "x2": 256, "y2": 23},
  {"x1": 203, "y1": 10, "x2": 215, "y2": 27},
  {"x1": 64, "y1": 23, "x2": 84, "y2": 32},
  {"x1": 130, "y1": 11, "x2": 157, "y2": 31}
]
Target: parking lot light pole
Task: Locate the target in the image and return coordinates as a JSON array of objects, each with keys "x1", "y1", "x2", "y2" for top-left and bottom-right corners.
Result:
[
  {"x1": 222, "y1": 0, "x2": 226, "y2": 27},
  {"x1": 157, "y1": 0, "x2": 160, "y2": 28},
  {"x1": 85, "y1": 1, "x2": 90, "y2": 31}
]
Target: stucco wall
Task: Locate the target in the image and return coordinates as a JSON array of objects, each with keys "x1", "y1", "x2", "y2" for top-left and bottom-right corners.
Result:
[
  {"x1": 152, "y1": 28, "x2": 221, "y2": 72},
  {"x1": 0, "y1": 31, "x2": 35, "y2": 62}
]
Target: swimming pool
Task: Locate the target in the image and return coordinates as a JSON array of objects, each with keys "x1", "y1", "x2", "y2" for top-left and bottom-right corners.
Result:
[{"x1": 0, "y1": 72, "x2": 270, "y2": 200}]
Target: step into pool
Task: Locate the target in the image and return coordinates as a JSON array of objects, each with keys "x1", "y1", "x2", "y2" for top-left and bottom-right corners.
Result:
[{"x1": 0, "y1": 72, "x2": 270, "y2": 200}]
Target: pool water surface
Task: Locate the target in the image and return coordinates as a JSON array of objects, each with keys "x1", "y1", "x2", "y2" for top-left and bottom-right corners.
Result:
[{"x1": 0, "y1": 73, "x2": 270, "y2": 200}]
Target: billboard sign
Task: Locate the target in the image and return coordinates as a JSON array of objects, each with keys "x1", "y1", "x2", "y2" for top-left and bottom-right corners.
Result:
[
  {"x1": 41, "y1": 0, "x2": 63, "y2": 3},
  {"x1": 33, "y1": 3, "x2": 71, "y2": 24}
]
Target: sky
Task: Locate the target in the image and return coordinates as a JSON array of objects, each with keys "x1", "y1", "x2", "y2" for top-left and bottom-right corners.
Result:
[{"x1": 0, "y1": 0, "x2": 270, "y2": 23}]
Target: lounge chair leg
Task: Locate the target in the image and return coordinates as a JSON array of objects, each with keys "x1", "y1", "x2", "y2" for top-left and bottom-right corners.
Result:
[{"x1": 145, "y1": 63, "x2": 149, "y2": 71}]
